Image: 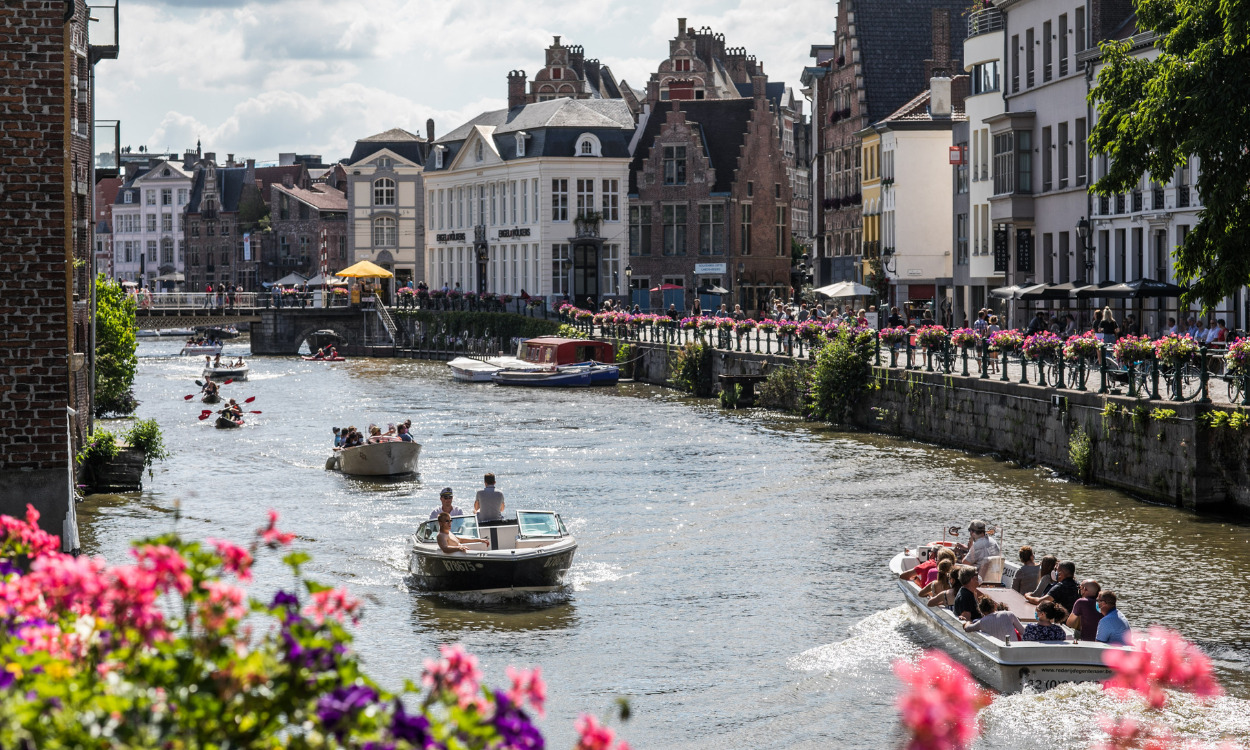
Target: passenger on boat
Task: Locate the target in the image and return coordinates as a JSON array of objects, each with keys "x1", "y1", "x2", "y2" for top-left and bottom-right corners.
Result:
[
  {"x1": 213, "y1": 354, "x2": 222, "y2": 367},
  {"x1": 314, "y1": 347, "x2": 327, "y2": 359},
  {"x1": 201, "y1": 380, "x2": 219, "y2": 397},
  {"x1": 958, "y1": 520, "x2": 1003, "y2": 585},
  {"x1": 953, "y1": 567, "x2": 982, "y2": 621},
  {"x1": 343, "y1": 427, "x2": 364, "y2": 448},
  {"x1": 1022, "y1": 601, "x2": 1069, "y2": 641},
  {"x1": 328, "y1": 346, "x2": 339, "y2": 358},
  {"x1": 332, "y1": 427, "x2": 342, "y2": 448},
  {"x1": 1066, "y1": 580, "x2": 1103, "y2": 641},
  {"x1": 900, "y1": 547, "x2": 938, "y2": 584},
  {"x1": 1025, "y1": 561, "x2": 1080, "y2": 612},
  {"x1": 397, "y1": 424, "x2": 414, "y2": 442},
  {"x1": 1030, "y1": 555, "x2": 1059, "y2": 597},
  {"x1": 1094, "y1": 590, "x2": 1131, "y2": 645},
  {"x1": 925, "y1": 547, "x2": 959, "y2": 586},
  {"x1": 223, "y1": 399, "x2": 242, "y2": 418},
  {"x1": 366, "y1": 425, "x2": 387, "y2": 443},
  {"x1": 435, "y1": 513, "x2": 489, "y2": 554},
  {"x1": 429, "y1": 488, "x2": 465, "y2": 520},
  {"x1": 1011, "y1": 546, "x2": 1040, "y2": 595},
  {"x1": 474, "y1": 473, "x2": 506, "y2": 524},
  {"x1": 920, "y1": 560, "x2": 956, "y2": 603},
  {"x1": 963, "y1": 595, "x2": 1024, "y2": 642}
]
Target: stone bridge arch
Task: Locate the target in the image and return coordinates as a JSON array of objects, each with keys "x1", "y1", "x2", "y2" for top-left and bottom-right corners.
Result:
[
  {"x1": 292, "y1": 322, "x2": 354, "y2": 354},
  {"x1": 251, "y1": 310, "x2": 366, "y2": 355}
]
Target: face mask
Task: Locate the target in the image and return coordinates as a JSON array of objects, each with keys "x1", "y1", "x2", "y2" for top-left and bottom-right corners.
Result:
[
  {"x1": 1095, "y1": 602, "x2": 1102, "y2": 614},
  {"x1": 1051, "y1": 570, "x2": 1059, "y2": 582}
]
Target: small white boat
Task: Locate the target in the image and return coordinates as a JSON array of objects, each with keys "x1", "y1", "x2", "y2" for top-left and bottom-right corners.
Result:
[
  {"x1": 327, "y1": 440, "x2": 421, "y2": 476},
  {"x1": 203, "y1": 362, "x2": 249, "y2": 381},
  {"x1": 890, "y1": 539, "x2": 1126, "y2": 693},
  {"x1": 447, "y1": 356, "x2": 519, "y2": 382},
  {"x1": 182, "y1": 344, "x2": 223, "y2": 355}
]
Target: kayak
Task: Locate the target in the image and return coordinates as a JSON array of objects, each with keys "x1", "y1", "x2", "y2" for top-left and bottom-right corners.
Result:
[
  {"x1": 202, "y1": 393, "x2": 221, "y2": 404},
  {"x1": 302, "y1": 356, "x2": 346, "y2": 362},
  {"x1": 215, "y1": 416, "x2": 243, "y2": 429}
]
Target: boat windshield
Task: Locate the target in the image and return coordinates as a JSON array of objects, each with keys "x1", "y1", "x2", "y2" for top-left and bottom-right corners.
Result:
[
  {"x1": 517, "y1": 511, "x2": 564, "y2": 537},
  {"x1": 416, "y1": 515, "x2": 480, "y2": 542}
]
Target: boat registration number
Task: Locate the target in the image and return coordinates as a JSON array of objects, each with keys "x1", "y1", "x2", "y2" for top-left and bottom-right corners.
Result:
[
  {"x1": 1020, "y1": 666, "x2": 1108, "y2": 692},
  {"x1": 543, "y1": 552, "x2": 573, "y2": 569},
  {"x1": 442, "y1": 559, "x2": 480, "y2": 572}
]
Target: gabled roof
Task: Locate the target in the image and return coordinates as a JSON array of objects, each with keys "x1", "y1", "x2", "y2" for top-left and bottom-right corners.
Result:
[
  {"x1": 349, "y1": 128, "x2": 428, "y2": 166},
  {"x1": 629, "y1": 99, "x2": 755, "y2": 195},
  {"x1": 254, "y1": 165, "x2": 306, "y2": 196},
  {"x1": 273, "y1": 183, "x2": 347, "y2": 213},
  {"x1": 850, "y1": 0, "x2": 970, "y2": 123},
  {"x1": 437, "y1": 98, "x2": 634, "y2": 143},
  {"x1": 186, "y1": 166, "x2": 248, "y2": 214},
  {"x1": 878, "y1": 75, "x2": 969, "y2": 127}
]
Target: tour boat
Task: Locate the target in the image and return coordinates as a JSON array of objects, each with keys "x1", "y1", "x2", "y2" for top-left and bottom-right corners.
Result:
[
  {"x1": 203, "y1": 362, "x2": 249, "y2": 381},
  {"x1": 448, "y1": 337, "x2": 615, "y2": 383},
  {"x1": 491, "y1": 368, "x2": 593, "y2": 387},
  {"x1": 202, "y1": 325, "x2": 240, "y2": 340},
  {"x1": 890, "y1": 536, "x2": 1127, "y2": 693},
  {"x1": 182, "y1": 344, "x2": 223, "y2": 356},
  {"x1": 215, "y1": 415, "x2": 243, "y2": 429},
  {"x1": 408, "y1": 511, "x2": 577, "y2": 593},
  {"x1": 326, "y1": 440, "x2": 421, "y2": 477}
]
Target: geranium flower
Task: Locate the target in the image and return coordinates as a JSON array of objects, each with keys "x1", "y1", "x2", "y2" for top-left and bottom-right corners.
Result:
[
  {"x1": 258, "y1": 510, "x2": 296, "y2": 548},
  {"x1": 304, "y1": 587, "x2": 361, "y2": 625},
  {"x1": 574, "y1": 714, "x2": 629, "y2": 750},
  {"x1": 423, "y1": 643, "x2": 483, "y2": 709},
  {"x1": 207, "y1": 538, "x2": 254, "y2": 581},
  {"x1": 893, "y1": 651, "x2": 990, "y2": 750},
  {"x1": 1103, "y1": 627, "x2": 1221, "y2": 709},
  {"x1": 132, "y1": 544, "x2": 192, "y2": 595},
  {"x1": 198, "y1": 580, "x2": 246, "y2": 630},
  {"x1": 505, "y1": 666, "x2": 546, "y2": 716}
]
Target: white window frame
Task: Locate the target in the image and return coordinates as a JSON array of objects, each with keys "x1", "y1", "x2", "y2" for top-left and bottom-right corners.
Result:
[{"x1": 373, "y1": 178, "x2": 396, "y2": 206}]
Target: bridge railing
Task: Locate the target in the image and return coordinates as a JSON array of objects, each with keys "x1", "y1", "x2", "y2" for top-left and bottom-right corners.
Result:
[{"x1": 137, "y1": 292, "x2": 259, "y2": 311}]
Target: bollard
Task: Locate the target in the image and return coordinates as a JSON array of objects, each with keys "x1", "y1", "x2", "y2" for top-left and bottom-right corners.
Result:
[
  {"x1": 1074, "y1": 357, "x2": 1086, "y2": 392},
  {"x1": 1056, "y1": 356, "x2": 1065, "y2": 390},
  {"x1": 1001, "y1": 349, "x2": 1009, "y2": 381},
  {"x1": 979, "y1": 341, "x2": 988, "y2": 379},
  {"x1": 1128, "y1": 362, "x2": 1138, "y2": 398},
  {"x1": 1150, "y1": 354, "x2": 1161, "y2": 401},
  {"x1": 1019, "y1": 353, "x2": 1029, "y2": 385},
  {"x1": 1199, "y1": 345, "x2": 1211, "y2": 404},
  {"x1": 874, "y1": 336, "x2": 882, "y2": 367},
  {"x1": 1098, "y1": 348, "x2": 1109, "y2": 394}
]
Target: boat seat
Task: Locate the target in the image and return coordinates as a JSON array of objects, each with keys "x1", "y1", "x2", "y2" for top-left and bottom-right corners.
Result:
[
  {"x1": 485, "y1": 525, "x2": 520, "y2": 551},
  {"x1": 980, "y1": 556, "x2": 1005, "y2": 586}
]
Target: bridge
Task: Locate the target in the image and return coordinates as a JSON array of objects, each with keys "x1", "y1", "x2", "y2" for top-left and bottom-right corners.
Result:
[{"x1": 133, "y1": 292, "x2": 349, "y2": 331}]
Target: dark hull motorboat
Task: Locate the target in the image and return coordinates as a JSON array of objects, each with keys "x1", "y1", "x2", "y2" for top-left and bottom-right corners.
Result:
[
  {"x1": 409, "y1": 512, "x2": 576, "y2": 593},
  {"x1": 558, "y1": 362, "x2": 620, "y2": 385}
]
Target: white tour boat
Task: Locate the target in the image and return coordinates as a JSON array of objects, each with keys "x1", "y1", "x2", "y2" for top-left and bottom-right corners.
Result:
[
  {"x1": 890, "y1": 532, "x2": 1127, "y2": 693},
  {"x1": 327, "y1": 440, "x2": 421, "y2": 476}
]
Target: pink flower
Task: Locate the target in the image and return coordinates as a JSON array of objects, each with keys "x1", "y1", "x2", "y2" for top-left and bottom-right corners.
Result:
[
  {"x1": 198, "y1": 580, "x2": 247, "y2": 630},
  {"x1": 505, "y1": 665, "x2": 547, "y2": 716},
  {"x1": 574, "y1": 714, "x2": 629, "y2": 750},
  {"x1": 208, "y1": 538, "x2": 254, "y2": 581},
  {"x1": 893, "y1": 651, "x2": 990, "y2": 750},
  {"x1": 132, "y1": 544, "x2": 192, "y2": 595},
  {"x1": 0, "y1": 504, "x2": 61, "y2": 558},
  {"x1": 258, "y1": 510, "x2": 296, "y2": 548},
  {"x1": 1103, "y1": 627, "x2": 1222, "y2": 709},
  {"x1": 304, "y1": 587, "x2": 361, "y2": 625},
  {"x1": 422, "y1": 643, "x2": 483, "y2": 709}
]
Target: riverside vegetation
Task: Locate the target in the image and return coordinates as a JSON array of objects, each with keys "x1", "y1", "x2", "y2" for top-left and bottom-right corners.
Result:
[{"x1": 95, "y1": 275, "x2": 139, "y2": 416}]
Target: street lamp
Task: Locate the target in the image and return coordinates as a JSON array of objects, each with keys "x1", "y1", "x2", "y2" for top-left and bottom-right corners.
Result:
[
  {"x1": 1076, "y1": 216, "x2": 1093, "y2": 283},
  {"x1": 624, "y1": 263, "x2": 632, "y2": 304}
]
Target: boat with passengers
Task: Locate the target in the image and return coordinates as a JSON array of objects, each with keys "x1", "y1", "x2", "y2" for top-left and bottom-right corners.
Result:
[
  {"x1": 449, "y1": 337, "x2": 617, "y2": 384},
  {"x1": 890, "y1": 525, "x2": 1129, "y2": 693},
  {"x1": 408, "y1": 510, "x2": 576, "y2": 593}
]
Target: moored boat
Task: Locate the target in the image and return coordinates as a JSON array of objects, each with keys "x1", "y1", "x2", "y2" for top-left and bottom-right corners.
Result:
[
  {"x1": 491, "y1": 368, "x2": 592, "y2": 387},
  {"x1": 215, "y1": 415, "x2": 243, "y2": 429},
  {"x1": 448, "y1": 337, "x2": 615, "y2": 383},
  {"x1": 408, "y1": 511, "x2": 577, "y2": 593},
  {"x1": 558, "y1": 361, "x2": 619, "y2": 385},
  {"x1": 447, "y1": 356, "x2": 511, "y2": 382},
  {"x1": 890, "y1": 538, "x2": 1126, "y2": 693},
  {"x1": 203, "y1": 363, "x2": 249, "y2": 381},
  {"x1": 327, "y1": 440, "x2": 421, "y2": 476}
]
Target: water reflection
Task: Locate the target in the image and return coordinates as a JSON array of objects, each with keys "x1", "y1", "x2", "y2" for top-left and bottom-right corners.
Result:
[{"x1": 410, "y1": 591, "x2": 579, "y2": 635}]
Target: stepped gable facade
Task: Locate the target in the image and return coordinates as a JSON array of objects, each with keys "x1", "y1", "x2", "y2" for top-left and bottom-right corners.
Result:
[{"x1": 506, "y1": 36, "x2": 632, "y2": 112}]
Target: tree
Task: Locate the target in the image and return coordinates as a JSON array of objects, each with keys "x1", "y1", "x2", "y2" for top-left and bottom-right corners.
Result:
[
  {"x1": 237, "y1": 182, "x2": 269, "y2": 231},
  {"x1": 1089, "y1": 0, "x2": 1250, "y2": 310},
  {"x1": 94, "y1": 274, "x2": 138, "y2": 416}
]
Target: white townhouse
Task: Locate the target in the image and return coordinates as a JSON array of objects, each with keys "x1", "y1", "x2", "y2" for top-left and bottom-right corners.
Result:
[
  {"x1": 963, "y1": 5, "x2": 1009, "y2": 316},
  {"x1": 111, "y1": 160, "x2": 192, "y2": 287},
  {"x1": 422, "y1": 98, "x2": 635, "y2": 305}
]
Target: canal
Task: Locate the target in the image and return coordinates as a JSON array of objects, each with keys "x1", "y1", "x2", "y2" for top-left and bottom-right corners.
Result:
[{"x1": 81, "y1": 339, "x2": 1250, "y2": 749}]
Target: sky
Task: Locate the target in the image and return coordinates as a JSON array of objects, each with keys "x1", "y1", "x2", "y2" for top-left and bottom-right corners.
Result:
[{"x1": 95, "y1": 0, "x2": 834, "y2": 164}]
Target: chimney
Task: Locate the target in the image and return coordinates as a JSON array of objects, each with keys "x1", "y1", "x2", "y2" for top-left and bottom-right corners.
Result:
[
  {"x1": 244, "y1": 158, "x2": 256, "y2": 185},
  {"x1": 923, "y1": 9, "x2": 953, "y2": 80},
  {"x1": 930, "y1": 76, "x2": 952, "y2": 118},
  {"x1": 283, "y1": 173, "x2": 294, "y2": 188},
  {"x1": 553, "y1": 35, "x2": 561, "y2": 47},
  {"x1": 507, "y1": 70, "x2": 528, "y2": 110},
  {"x1": 678, "y1": 17, "x2": 687, "y2": 36},
  {"x1": 751, "y1": 73, "x2": 767, "y2": 101},
  {"x1": 204, "y1": 151, "x2": 216, "y2": 163},
  {"x1": 227, "y1": 153, "x2": 235, "y2": 166},
  {"x1": 426, "y1": 118, "x2": 435, "y2": 142}
]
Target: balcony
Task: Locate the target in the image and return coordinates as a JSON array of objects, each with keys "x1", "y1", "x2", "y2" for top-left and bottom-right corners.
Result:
[
  {"x1": 88, "y1": 1, "x2": 119, "y2": 63},
  {"x1": 967, "y1": 8, "x2": 1004, "y2": 38},
  {"x1": 1153, "y1": 188, "x2": 1165, "y2": 211}
]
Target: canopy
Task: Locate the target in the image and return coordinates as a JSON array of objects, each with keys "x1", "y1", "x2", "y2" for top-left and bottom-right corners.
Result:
[
  {"x1": 306, "y1": 273, "x2": 346, "y2": 287},
  {"x1": 120, "y1": 280, "x2": 138, "y2": 286},
  {"x1": 1019, "y1": 283, "x2": 1076, "y2": 301},
  {"x1": 1094, "y1": 278, "x2": 1186, "y2": 299},
  {"x1": 154, "y1": 272, "x2": 184, "y2": 282},
  {"x1": 273, "y1": 272, "x2": 309, "y2": 286},
  {"x1": 989, "y1": 283, "x2": 1049, "y2": 300},
  {"x1": 814, "y1": 281, "x2": 875, "y2": 298},
  {"x1": 1071, "y1": 280, "x2": 1118, "y2": 299},
  {"x1": 649, "y1": 284, "x2": 683, "y2": 291},
  {"x1": 336, "y1": 260, "x2": 393, "y2": 278},
  {"x1": 697, "y1": 284, "x2": 730, "y2": 295}
]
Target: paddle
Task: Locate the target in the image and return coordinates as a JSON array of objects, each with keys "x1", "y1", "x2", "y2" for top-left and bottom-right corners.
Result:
[
  {"x1": 248, "y1": 410, "x2": 262, "y2": 414},
  {"x1": 244, "y1": 397, "x2": 256, "y2": 404},
  {"x1": 184, "y1": 394, "x2": 195, "y2": 400}
]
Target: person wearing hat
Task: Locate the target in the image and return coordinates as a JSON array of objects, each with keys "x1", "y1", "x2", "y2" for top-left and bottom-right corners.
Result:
[
  {"x1": 429, "y1": 488, "x2": 466, "y2": 520},
  {"x1": 959, "y1": 519, "x2": 1003, "y2": 585}
]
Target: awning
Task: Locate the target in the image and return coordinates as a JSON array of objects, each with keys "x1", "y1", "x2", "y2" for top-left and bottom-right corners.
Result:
[
  {"x1": 1019, "y1": 283, "x2": 1075, "y2": 301},
  {"x1": 814, "y1": 281, "x2": 875, "y2": 298},
  {"x1": 154, "y1": 272, "x2": 184, "y2": 282},
  {"x1": 989, "y1": 283, "x2": 1046, "y2": 300},
  {"x1": 274, "y1": 272, "x2": 309, "y2": 286},
  {"x1": 306, "y1": 273, "x2": 346, "y2": 287},
  {"x1": 336, "y1": 260, "x2": 394, "y2": 278},
  {"x1": 649, "y1": 284, "x2": 683, "y2": 291},
  {"x1": 697, "y1": 284, "x2": 730, "y2": 295},
  {"x1": 1095, "y1": 278, "x2": 1187, "y2": 299}
]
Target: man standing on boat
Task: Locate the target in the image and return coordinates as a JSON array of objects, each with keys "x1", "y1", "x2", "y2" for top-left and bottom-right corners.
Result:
[
  {"x1": 475, "y1": 473, "x2": 505, "y2": 525},
  {"x1": 429, "y1": 488, "x2": 465, "y2": 520},
  {"x1": 958, "y1": 520, "x2": 1003, "y2": 585}
]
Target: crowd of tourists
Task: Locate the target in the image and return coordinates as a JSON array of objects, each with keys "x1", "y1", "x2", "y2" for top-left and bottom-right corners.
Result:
[{"x1": 332, "y1": 420, "x2": 416, "y2": 449}]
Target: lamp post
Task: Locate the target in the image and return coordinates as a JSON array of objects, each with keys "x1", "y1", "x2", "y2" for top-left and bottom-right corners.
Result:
[
  {"x1": 1075, "y1": 216, "x2": 1093, "y2": 283},
  {"x1": 625, "y1": 264, "x2": 632, "y2": 308}
]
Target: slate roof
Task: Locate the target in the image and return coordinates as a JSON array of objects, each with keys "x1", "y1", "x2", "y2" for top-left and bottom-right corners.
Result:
[
  {"x1": 273, "y1": 183, "x2": 347, "y2": 213},
  {"x1": 254, "y1": 165, "x2": 306, "y2": 196},
  {"x1": 733, "y1": 81, "x2": 787, "y2": 109},
  {"x1": 628, "y1": 98, "x2": 755, "y2": 195},
  {"x1": 878, "y1": 75, "x2": 969, "y2": 127},
  {"x1": 187, "y1": 166, "x2": 248, "y2": 214},
  {"x1": 349, "y1": 127, "x2": 429, "y2": 166},
  {"x1": 851, "y1": 0, "x2": 970, "y2": 123}
]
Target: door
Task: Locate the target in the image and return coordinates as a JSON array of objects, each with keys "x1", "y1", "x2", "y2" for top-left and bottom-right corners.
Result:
[
  {"x1": 573, "y1": 244, "x2": 599, "y2": 308},
  {"x1": 663, "y1": 288, "x2": 685, "y2": 312}
]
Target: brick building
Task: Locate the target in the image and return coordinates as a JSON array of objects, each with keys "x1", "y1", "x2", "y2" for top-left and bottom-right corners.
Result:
[
  {"x1": 803, "y1": 0, "x2": 968, "y2": 287},
  {"x1": 0, "y1": 0, "x2": 117, "y2": 545},
  {"x1": 506, "y1": 35, "x2": 637, "y2": 112},
  {"x1": 269, "y1": 182, "x2": 349, "y2": 278},
  {"x1": 94, "y1": 176, "x2": 121, "y2": 277}
]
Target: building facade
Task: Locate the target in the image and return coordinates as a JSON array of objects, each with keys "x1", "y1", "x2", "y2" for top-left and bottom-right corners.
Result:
[
  {"x1": 94, "y1": 176, "x2": 121, "y2": 278},
  {"x1": 424, "y1": 98, "x2": 634, "y2": 306},
  {"x1": 111, "y1": 160, "x2": 192, "y2": 287},
  {"x1": 507, "y1": 36, "x2": 635, "y2": 112},
  {"x1": 347, "y1": 127, "x2": 431, "y2": 290},
  {"x1": 269, "y1": 182, "x2": 349, "y2": 278}
]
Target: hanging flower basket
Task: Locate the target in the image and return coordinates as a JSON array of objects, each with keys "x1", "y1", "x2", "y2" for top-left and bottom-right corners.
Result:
[
  {"x1": 1113, "y1": 334, "x2": 1155, "y2": 363},
  {"x1": 1154, "y1": 334, "x2": 1200, "y2": 365},
  {"x1": 879, "y1": 326, "x2": 909, "y2": 347},
  {"x1": 1225, "y1": 337, "x2": 1250, "y2": 375},
  {"x1": 1022, "y1": 332, "x2": 1063, "y2": 360},
  {"x1": 988, "y1": 329, "x2": 1024, "y2": 352},
  {"x1": 949, "y1": 328, "x2": 982, "y2": 349},
  {"x1": 915, "y1": 325, "x2": 949, "y2": 350},
  {"x1": 1063, "y1": 332, "x2": 1102, "y2": 361}
]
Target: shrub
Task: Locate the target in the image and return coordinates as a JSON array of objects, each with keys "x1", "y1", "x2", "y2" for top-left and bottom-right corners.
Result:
[
  {"x1": 718, "y1": 383, "x2": 743, "y2": 409},
  {"x1": 95, "y1": 275, "x2": 139, "y2": 417},
  {"x1": 1068, "y1": 426, "x2": 1093, "y2": 483},
  {"x1": 124, "y1": 418, "x2": 171, "y2": 469},
  {"x1": 756, "y1": 364, "x2": 809, "y2": 414},
  {"x1": 808, "y1": 325, "x2": 876, "y2": 423},
  {"x1": 76, "y1": 429, "x2": 119, "y2": 469},
  {"x1": 672, "y1": 342, "x2": 712, "y2": 396}
]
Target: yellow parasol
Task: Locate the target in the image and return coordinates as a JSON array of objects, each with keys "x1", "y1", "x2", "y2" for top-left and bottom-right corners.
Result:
[{"x1": 335, "y1": 260, "x2": 394, "y2": 278}]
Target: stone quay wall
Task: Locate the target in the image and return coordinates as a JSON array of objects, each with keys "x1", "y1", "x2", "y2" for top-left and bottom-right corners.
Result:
[{"x1": 626, "y1": 342, "x2": 1250, "y2": 516}]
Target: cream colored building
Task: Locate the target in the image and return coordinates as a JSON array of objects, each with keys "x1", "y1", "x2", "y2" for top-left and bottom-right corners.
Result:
[{"x1": 346, "y1": 128, "x2": 430, "y2": 288}]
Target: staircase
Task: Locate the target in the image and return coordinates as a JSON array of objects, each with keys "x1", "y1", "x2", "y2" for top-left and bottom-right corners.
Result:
[{"x1": 362, "y1": 304, "x2": 401, "y2": 347}]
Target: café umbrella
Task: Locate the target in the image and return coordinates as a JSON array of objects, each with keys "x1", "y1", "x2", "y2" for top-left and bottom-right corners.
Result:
[{"x1": 336, "y1": 260, "x2": 394, "y2": 278}]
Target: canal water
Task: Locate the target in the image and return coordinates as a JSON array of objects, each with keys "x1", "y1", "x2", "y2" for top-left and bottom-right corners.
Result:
[{"x1": 82, "y1": 339, "x2": 1250, "y2": 749}]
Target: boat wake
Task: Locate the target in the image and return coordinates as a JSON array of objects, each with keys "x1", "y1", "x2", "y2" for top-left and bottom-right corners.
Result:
[
  {"x1": 788, "y1": 606, "x2": 923, "y2": 680},
  {"x1": 418, "y1": 587, "x2": 572, "y2": 610},
  {"x1": 566, "y1": 560, "x2": 632, "y2": 590}
]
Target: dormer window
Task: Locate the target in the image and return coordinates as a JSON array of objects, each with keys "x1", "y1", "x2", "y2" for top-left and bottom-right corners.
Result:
[
  {"x1": 162, "y1": 168, "x2": 171, "y2": 176},
  {"x1": 377, "y1": 157, "x2": 392, "y2": 170},
  {"x1": 476, "y1": 142, "x2": 484, "y2": 162},
  {"x1": 552, "y1": 68, "x2": 562, "y2": 80},
  {"x1": 575, "y1": 133, "x2": 602, "y2": 157},
  {"x1": 674, "y1": 58, "x2": 691, "y2": 72},
  {"x1": 123, "y1": 191, "x2": 133, "y2": 204},
  {"x1": 434, "y1": 146, "x2": 444, "y2": 169},
  {"x1": 516, "y1": 132, "x2": 528, "y2": 158}
]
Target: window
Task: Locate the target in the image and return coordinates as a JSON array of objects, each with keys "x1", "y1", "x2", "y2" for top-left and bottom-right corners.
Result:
[
  {"x1": 600, "y1": 244, "x2": 620, "y2": 294},
  {"x1": 1011, "y1": 34, "x2": 1020, "y2": 92},
  {"x1": 1042, "y1": 126, "x2": 1053, "y2": 192},
  {"x1": 698, "y1": 204, "x2": 725, "y2": 255},
  {"x1": 123, "y1": 242, "x2": 133, "y2": 263},
  {"x1": 674, "y1": 57, "x2": 691, "y2": 72},
  {"x1": 280, "y1": 236, "x2": 289, "y2": 256},
  {"x1": 662, "y1": 204, "x2": 687, "y2": 255},
  {"x1": 478, "y1": 185, "x2": 486, "y2": 226},
  {"x1": 1058, "y1": 121, "x2": 1069, "y2": 189},
  {"x1": 993, "y1": 133, "x2": 1015, "y2": 195},
  {"x1": 429, "y1": 193, "x2": 435, "y2": 230},
  {"x1": 434, "y1": 147, "x2": 444, "y2": 169},
  {"x1": 221, "y1": 223, "x2": 229, "y2": 236},
  {"x1": 191, "y1": 222, "x2": 200, "y2": 238},
  {"x1": 146, "y1": 190, "x2": 155, "y2": 205},
  {"x1": 576, "y1": 179, "x2": 594, "y2": 218},
  {"x1": 775, "y1": 206, "x2": 787, "y2": 256},
  {"x1": 1059, "y1": 14, "x2": 1069, "y2": 77},
  {"x1": 522, "y1": 180, "x2": 529, "y2": 224},
  {"x1": 146, "y1": 240, "x2": 156, "y2": 263},
  {"x1": 162, "y1": 214, "x2": 172, "y2": 232},
  {"x1": 1043, "y1": 21, "x2": 1052, "y2": 82},
  {"x1": 1075, "y1": 118, "x2": 1087, "y2": 186},
  {"x1": 663, "y1": 146, "x2": 686, "y2": 185},
  {"x1": 1026, "y1": 28, "x2": 1035, "y2": 88},
  {"x1": 1059, "y1": 232, "x2": 1071, "y2": 283},
  {"x1": 629, "y1": 205, "x2": 652, "y2": 256},
  {"x1": 206, "y1": 223, "x2": 215, "y2": 237},
  {"x1": 475, "y1": 141, "x2": 484, "y2": 162},
  {"x1": 161, "y1": 188, "x2": 172, "y2": 206},
  {"x1": 373, "y1": 178, "x2": 395, "y2": 206},
  {"x1": 552, "y1": 179, "x2": 569, "y2": 221},
  {"x1": 300, "y1": 237, "x2": 309, "y2": 256},
  {"x1": 972, "y1": 62, "x2": 1000, "y2": 95},
  {"x1": 511, "y1": 181, "x2": 518, "y2": 224},
  {"x1": 551, "y1": 67, "x2": 562, "y2": 80},
  {"x1": 580, "y1": 140, "x2": 593, "y2": 156},
  {"x1": 490, "y1": 183, "x2": 497, "y2": 225},
  {"x1": 160, "y1": 237, "x2": 173, "y2": 264},
  {"x1": 956, "y1": 143, "x2": 969, "y2": 194},
  {"x1": 1075, "y1": 7, "x2": 1086, "y2": 54},
  {"x1": 1017, "y1": 130, "x2": 1033, "y2": 193},
  {"x1": 220, "y1": 247, "x2": 230, "y2": 267},
  {"x1": 551, "y1": 243, "x2": 571, "y2": 295},
  {"x1": 146, "y1": 213, "x2": 156, "y2": 232},
  {"x1": 516, "y1": 133, "x2": 526, "y2": 158},
  {"x1": 747, "y1": 181, "x2": 754, "y2": 197},
  {"x1": 373, "y1": 216, "x2": 397, "y2": 246},
  {"x1": 602, "y1": 179, "x2": 619, "y2": 221},
  {"x1": 279, "y1": 195, "x2": 289, "y2": 221},
  {"x1": 956, "y1": 214, "x2": 969, "y2": 265},
  {"x1": 741, "y1": 203, "x2": 752, "y2": 256},
  {"x1": 178, "y1": 188, "x2": 187, "y2": 205},
  {"x1": 532, "y1": 178, "x2": 539, "y2": 220}
]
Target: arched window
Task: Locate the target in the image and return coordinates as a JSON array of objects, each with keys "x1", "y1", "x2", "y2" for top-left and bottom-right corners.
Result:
[
  {"x1": 373, "y1": 216, "x2": 397, "y2": 246},
  {"x1": 373, "y1": 178, "x2": 395, "y2": 206},
  {"x1": 574, "y1": 133, "x2": 601, "y2": 157},
  {"x1": 580, "y1": 140, "x2": 593, "y2": 155}
]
